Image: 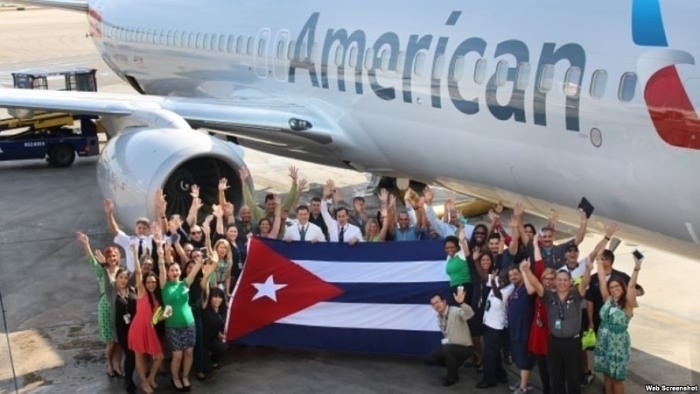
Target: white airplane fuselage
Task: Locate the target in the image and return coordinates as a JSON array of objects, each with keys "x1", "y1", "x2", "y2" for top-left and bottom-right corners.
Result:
[{"x1": 84, "y1": 0, "x2": 700, "y2": 256}]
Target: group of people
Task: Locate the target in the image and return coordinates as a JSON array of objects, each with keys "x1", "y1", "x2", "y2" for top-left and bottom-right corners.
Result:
[
  {"x1": 81, "y1": 164, "x2": 644, "y2": 394},
  {"x1": 427, "y1": 203, "x2": 644, "y2": 394}
]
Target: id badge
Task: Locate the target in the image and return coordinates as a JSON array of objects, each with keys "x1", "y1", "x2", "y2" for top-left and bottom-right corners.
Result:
[
  {"x1": 123, "y1": 314, "x2": 131, "y2": 325},
  {"x1": 218, "y1": 283, "x2": 225, "y2": 291},
  {"x1": 441, "y1": 338, "x2": 450, "y2": 345},
  {"x1": 554, "y1": 319, "x2": 562, "y2": 330},
  {"x1": 238, "y1": 262, "x2": 243, "y2": 270},
  {"x1": 536, "y1": 318, "x2": 543, "y2": 328}
]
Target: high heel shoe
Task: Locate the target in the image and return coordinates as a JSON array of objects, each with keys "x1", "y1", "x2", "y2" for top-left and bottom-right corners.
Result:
[{"x1": 181, "y1": 376, "x2": 191, "y2": 392}]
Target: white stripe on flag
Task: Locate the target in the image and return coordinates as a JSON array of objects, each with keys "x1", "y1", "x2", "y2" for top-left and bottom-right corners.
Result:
[
  {"x1": 276, "y1": 302, "x2": 442, "y2": 332},
  {"x1": 292, "y1": 259, "x2": 449, "y2": 283}
]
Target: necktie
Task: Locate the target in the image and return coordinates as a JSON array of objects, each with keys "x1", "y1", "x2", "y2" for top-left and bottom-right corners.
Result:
[
  {"x1": 138, "y1": 238, "x2": 143, "y2": 257},
  {"x1": 338, "y1": 225, "x2": 345, "y2": 242},
  {"x1": 299, "y1": 225, "x2": 307, "y2": 241}
]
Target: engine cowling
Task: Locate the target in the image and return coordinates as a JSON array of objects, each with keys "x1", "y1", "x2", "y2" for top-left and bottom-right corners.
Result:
[{"x1": 97, "y1": 127, "x2": 250, "y2": 227}]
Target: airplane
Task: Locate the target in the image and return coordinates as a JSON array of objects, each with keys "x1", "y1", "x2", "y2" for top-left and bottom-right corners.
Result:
[{"x1": 1, "y1": 0, "x2": 700, "y2": 258}]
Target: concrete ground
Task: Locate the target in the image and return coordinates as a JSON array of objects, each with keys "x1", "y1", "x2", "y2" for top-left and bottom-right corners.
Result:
[{"x1": 0, "y1": 8, "x2": 699, "y2": 394}]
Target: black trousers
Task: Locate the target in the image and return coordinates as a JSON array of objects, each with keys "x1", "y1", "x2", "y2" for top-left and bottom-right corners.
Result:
[
  {"x1": 482, "y1": 326, "x2": 508, "y2": 384},
  {"x1": 548, "y1": 335, "x2": 582, "y2": 394},
  {"x1": 206, "y1": 339, "x2": 228, "y2": 364},
  {"x1": 119, "y1": 342, "x2": 136, "y2": 393},
  {"x1": 425, "y1": 344, "x2": 473, "y2": 381},
  {"x1": 535, "y1": 355, "x2": 552, "y2": 394}
]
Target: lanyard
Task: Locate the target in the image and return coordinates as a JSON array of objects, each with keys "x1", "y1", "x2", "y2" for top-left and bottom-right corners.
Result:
[{"x1": 439, "y1": 309, "x2": 450, "y2": 333}]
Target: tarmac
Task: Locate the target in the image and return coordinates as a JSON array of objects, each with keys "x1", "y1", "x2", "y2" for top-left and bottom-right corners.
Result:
[{"x1": 0, "y1": 8, "x2": 699, "y2": 394}]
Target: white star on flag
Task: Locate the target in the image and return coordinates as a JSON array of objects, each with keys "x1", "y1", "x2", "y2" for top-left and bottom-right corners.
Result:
[{"x1": 252, "y1": 275, "x2": 288, "y2": 302}]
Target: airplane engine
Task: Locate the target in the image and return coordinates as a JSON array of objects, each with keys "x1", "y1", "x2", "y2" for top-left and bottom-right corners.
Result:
[{"x1": 96, "y1": 127, "x2": 251, "y2": 227}]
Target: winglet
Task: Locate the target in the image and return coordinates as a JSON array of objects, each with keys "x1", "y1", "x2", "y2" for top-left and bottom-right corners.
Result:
[{"x1": 12, "y1": 0, "x2": 88, "y2": 12}]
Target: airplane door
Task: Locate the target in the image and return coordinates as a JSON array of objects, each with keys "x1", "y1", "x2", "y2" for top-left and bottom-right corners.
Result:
[
  {"x1": 272, "y1": 30, "x2": 290, "y2": 82},
  {"x1": 254, "y1": 28, "x2": 270, "y2": 79}
]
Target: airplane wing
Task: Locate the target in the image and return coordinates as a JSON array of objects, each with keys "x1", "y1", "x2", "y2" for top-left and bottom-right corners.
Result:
[
  {"x1": 0, "y1": 88, "x2": 338, "y2": 146},
  {"x1": 10, "y1": 0, "x2": 87, "y2": 11}
]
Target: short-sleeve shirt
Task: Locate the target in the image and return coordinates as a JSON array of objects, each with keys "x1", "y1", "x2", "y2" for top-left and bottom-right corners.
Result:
[
  {"x1": 446, "y1": 250, "x2": 472, "y2": 286},
  {"x1": 541, "y1": 239, "x2": 575, "y2": 270},
  {"x1": 162, "y1": 280, "x2": 195, "y2": 328},
  {"x1": 543, "y1": 288, "x2": 584, "y2": 338},
  {"x1": 114, "y1": 230, "x2": 154, "y2": 273},
  {"x1": 507, "y1": 284, "x2": 535, "y2": 341},
  {"x1": 483, "y1": 282, "x2": 514, "y2": 330}
]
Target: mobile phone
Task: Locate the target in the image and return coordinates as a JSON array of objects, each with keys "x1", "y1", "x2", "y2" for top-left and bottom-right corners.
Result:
[
  {"x1": 632, "y1": 249, "x2": 644, "y2": 261},
  {"x1": 200, "y1": 247, "x2": 209, "y2": 258},
  {"x1": 578, "y1": 197, "x2": 595, "y2": 219}
]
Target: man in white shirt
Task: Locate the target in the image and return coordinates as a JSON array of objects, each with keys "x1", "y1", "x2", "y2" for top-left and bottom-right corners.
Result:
[
  {"x1": 284, "y1": 205, "x2": 325, "y2": 242},
  {"x1": 104, "y1": 199, "x2": 154, "y2": 273},
  {"x1": 321, "y1": 181, "x2": 363, "y2": 244}
]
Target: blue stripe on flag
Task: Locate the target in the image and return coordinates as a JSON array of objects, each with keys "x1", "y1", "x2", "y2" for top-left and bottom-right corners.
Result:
[
  {"x1": 329, "y1": 282, "x2": 450, "y2": 305},
  {"x1": 260, "y1": 238, "x2": 445, "y2": 262},
  {"x1": 234, "y1": 323, "x2": 441, "y2": 356}
]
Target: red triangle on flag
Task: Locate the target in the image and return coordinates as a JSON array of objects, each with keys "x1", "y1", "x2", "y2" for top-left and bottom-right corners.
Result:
[{"x1": 226, "y1": 238, "x2": 344, "y2": 341}]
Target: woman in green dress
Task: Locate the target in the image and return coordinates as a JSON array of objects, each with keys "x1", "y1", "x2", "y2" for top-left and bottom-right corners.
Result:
[
  {"x1": 76, "y1": 232, "x2": 123, "y2": 378},
  {"x1": 594, "y1": 255, "x2": 642, "y2": 394},
  {"x1": 443, "y1": 228, "x2": 473, "y2": 304}
]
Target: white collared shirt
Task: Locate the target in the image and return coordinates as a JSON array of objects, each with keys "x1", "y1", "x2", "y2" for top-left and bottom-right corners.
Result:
[
  {"x1": 114, "y1": 230, "x2": 153, "y2": 272},
  {"x1": 285, "y1": 221, "x2": 326, "y2": 242},
  {"x1": 320, "y1": 200, "x2": 364, "y2": 243}
]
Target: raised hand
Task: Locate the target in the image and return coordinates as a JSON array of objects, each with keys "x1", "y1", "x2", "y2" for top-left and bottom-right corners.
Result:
[
  {"x1": 218, "y1": 178, "x2": 229, "y2": 191},
  {"x1": 380, "y1": 207, "x2": 388, "y2": 218},
  {"x1": 103, "y1": 199, "x2": 114, "y2": 214},
  {"x1": 190, "y1": 184, "x2": 200, "y2": 199},
  {"x1": 239, "y1": 167, "x2": 249, "y2": 181},
  {"x1": 519, "y1": 258, "x2": 531, "y2": 270},
  {"x1": 579, "y1": 208, "x2": 587, "y2": 221},
  {"x1": 94, "y1": 250, "x2": 106, "y2": 264},
  {"x1": 423, "y1": 186, "x2": 434, "y2": 205},
  {"x1": 488, "y1": 209, "x2": 499, "y2": 223},
  {"x1": 202, "y1": 262, "x2": 215, "y2": 277},
  {"x1": 378, "y1": 188, "x2": 389, "y2": 203},
  {"x1": 514, "y1": 202, "x2": 524, "y2": 217},
  {"x1": 388, "y1": 193, "x2": 396, "y2": 208},
  {"x1": 458, "y1": 228, "x2": 466, "y2": 242},
  {"x1": 156, "y1": 189, "x2": 167, "y2": 212},
  {"x1": 193, "y1": 198, "x2": 203, "y2": 211},
  {"x1": 472, "y1": 249, "x2": 481, "y2": 262},
  {"x1": 332, "y1": 188, "x2": 343, "y2": 204},
  {"x1": 323, "y1": 179, "x2": 334, "y2": 198},
  {"x1": 288, "y1": 166, "x2": 299, "y2": 181},
  {"x1": 548, "y1": 211, "x2": 559, "y2": 228},
  {"x1": 604, "y1": 222, "x2": 619, "y2": 237},
  {"x1": 298, "y1": 179, "x2": 309, "y2": 193},
  {"x1": 274, "y1": 195, "x2": 282, "y2": 207},
  {"x1": 585, "y1": 258, "x2": 594, "y2": 271},
  {"x1": 76, "y1": 231, "x2": 89, "y2": 244},
  {"x1": 453, "y1": 286, "x2": 466, "y2": 304},
  {"x1": 212, "y1": 204, "x2": 223, "y2": 217},
  {"x1": 150, "y1": 222, "x2": 163, "y2": 241}
]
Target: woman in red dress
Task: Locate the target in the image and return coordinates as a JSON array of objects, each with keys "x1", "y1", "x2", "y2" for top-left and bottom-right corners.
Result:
[{"x1": 128, "y1": 243, "x2": 168, "y2": 393}]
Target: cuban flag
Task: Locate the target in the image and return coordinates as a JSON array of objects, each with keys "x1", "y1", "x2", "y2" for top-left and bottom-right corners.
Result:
[{"x1": 225, "y1": 238, "x2": 450, "y2": 356}]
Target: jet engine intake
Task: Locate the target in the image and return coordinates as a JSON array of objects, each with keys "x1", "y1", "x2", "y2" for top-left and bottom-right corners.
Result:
[{"x1": 96, "y1": 127, "x2": 250, "y2": 227}]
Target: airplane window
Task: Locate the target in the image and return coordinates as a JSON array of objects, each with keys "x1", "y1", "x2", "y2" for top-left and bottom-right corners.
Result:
[
  {"x1": 349, "y1": 47, "x2": 358, "y2": 68},
  {"x1": 414, "y1": 52, "x2": 426, "y2": 76},
  {"x1": 277, "y1": 40, "x2": 285, "y2": 59},
  {"x1": 495, "y1": 60, "x2": 509, "y2": 87},
  {"x1": 258, "y1": 38, "x2": 266, "y2": 57},
  {"x1": 432, "y1": 54, "x2": 444, "y2": 79},
  {"x1": 160, "y1": 30, "x2": 167, "y2": 45},
  {"x1": 168, "y1": 30, "x2": 174, "y2": 46},
  {"x1": 451, "y1": 56, "x2": 465, "y2": 81},
  {"x1": 216, "y1": 35, "x2": 224, "y2": 52},
  {"x1": 618, "y1": 72, "x2": 638, "y2": 102},
  {"x1": 204, "y1": 34, "x2": 210, "y2": 50},
  {"x1": 474, "y1": 58, "x2": 487, "y2": 84},
  {"x1": 174, "y1": 31, "x2": 181, "y2": 47},
  {"x1": 188, "y1": 32, "x2": 196, "y2": 48},
  {"x1": 364, "y1": 48, "x2": 374, "y2": 70},
  {"x1": 380, "y1": 48, "x2": 390, "y2": 71},
  {"x1": 196, "y1": 33, "x2": 204, "y2": 50},
  {"x1": 236, "y1": 36, "x2": 243, "y2": 54},
  {"x1": 395, "y1": 51, "x2": 405, "y2": 73},
  {"x1": 564, "y1": 66, "x2": 581, "y2": 96},
  {"x1": 247, "y1": 37, "x2": 254, "y2": 55},
  {"x1": 538, "y1": 64, "x2": 555, "y2": 92},
  {"x1": 227, "y1": 36, "x2": 235, "y2": 53},
  {"x1": 287, "y1": 41, "x2": 295, "y2": 60},
  {"x1": 335, "y1": 45, "x2": 345, "y2": 66},
  {"x1": 515, "y1": 63, "x2": 530, "y2": 90},
  {"x1": 590, "y1": 70, "x2": 609, "y2": 98}
]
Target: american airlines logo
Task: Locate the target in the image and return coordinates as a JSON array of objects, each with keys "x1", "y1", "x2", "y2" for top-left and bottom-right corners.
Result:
[
  {"x1": 633, "y1": 0, "x2": 700, "y2": 150},
  {"x1": 287, "y1": 11, "x2": 586, "y2": 132}
]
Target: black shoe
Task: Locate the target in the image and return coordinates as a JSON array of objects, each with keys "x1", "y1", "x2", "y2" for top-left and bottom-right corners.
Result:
[
  {"x1": 476, "y1": 381, "x2": 497, "y2": 389},
  {"x1": 442, "y1": 377, "x2": 459, "y2": 387},
  {"x1": 504, "y1": 355, "x2": 513, "y2": 365},
  {"x1": 497, "y1": 375, "x2": 509, "y2": 383}
]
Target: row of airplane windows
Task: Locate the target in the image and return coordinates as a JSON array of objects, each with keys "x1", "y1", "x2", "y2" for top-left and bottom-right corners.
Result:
[{"x1": 102, "y1": 24, "x2": 637, "y2": 102}]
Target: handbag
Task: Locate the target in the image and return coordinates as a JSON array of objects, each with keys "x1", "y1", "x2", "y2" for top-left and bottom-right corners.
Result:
[{"x1": 582, "y1": 328, "x2": 597, "y2": 350}]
